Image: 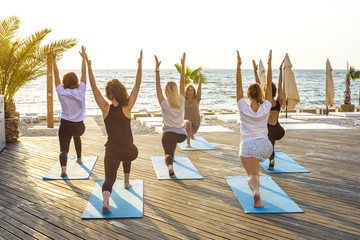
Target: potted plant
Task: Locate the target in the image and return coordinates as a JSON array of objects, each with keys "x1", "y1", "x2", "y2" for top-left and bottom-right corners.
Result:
[{"x1": 0, "y1": 16, "x2": 79, "y2": 142}]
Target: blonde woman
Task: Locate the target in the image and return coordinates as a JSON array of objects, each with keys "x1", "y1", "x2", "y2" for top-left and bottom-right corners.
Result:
[
  {"x1": 237, "y1": 50, "x2": 273, "y2": 208},
  {"x1": 155, "y1": 53, "x2": 187, "y2": 178},
  {"x1": 184, "y1": 71, "x2": 202, "y2": 148}
]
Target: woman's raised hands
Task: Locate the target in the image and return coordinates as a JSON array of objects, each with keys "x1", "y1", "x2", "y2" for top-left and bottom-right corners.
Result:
[
  {"x1": 252, "y1": 60, "x2": 258, "y2": 71},
  {"x1": 49, "y1": 48, "x2": 56, "y2": 59},
  {"x1": 279, "y1": 59, "x2": 284, "y2": 70},
  {"x1": 138, "y1": 49, "x2": 143, "y2": 65},
  {"x1": 79, "y1": 46, "x2": 86, "y2": 58},
  {"x1": 236, "y1": 51, "x2": 242, "y2": 68},
  {"x1": 267, "y1": 50, "x2": 272, "y2": 65},
  {"x1": 181, "y1": 52, "x2": 186, "y2": 66},
  {"x1": 154, "y1": 55, "x2": 161, "y2": 69}
]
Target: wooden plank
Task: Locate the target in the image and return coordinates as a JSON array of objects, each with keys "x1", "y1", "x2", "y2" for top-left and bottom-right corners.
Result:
[{"x1": 0, "y1": 118, "x2": 359, "y2": 239}]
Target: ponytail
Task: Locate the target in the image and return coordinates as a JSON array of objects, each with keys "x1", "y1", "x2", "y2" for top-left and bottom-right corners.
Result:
[
  {"x1": 247, "y1": 83, "x2": 264, "y2": 104},
  {"x1": 165, "y1": 81, "x2": 181, "y2": 109}
]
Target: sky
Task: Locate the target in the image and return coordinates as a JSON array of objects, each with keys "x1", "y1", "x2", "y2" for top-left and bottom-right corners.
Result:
[{"x1": 1, "y1": 0, "x2": 360, "y2": 70}]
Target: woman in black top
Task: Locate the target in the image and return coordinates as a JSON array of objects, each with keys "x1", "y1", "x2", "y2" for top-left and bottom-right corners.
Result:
[
  {"x1": 253, "y1": 60, "x2": 285, "y2": 170},
  {"x1": 85, "y1": 50, "x2": 142, "y2": 214}
]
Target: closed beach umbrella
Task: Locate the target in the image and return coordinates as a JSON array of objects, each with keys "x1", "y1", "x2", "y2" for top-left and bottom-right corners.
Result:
[
  {"x1": 325, "y1": 59, "x2": 334, "y2": 108},
  {"x1": 259, "y1": 60, "x2": 267, "y2": 88},
  {"x1": 282, "y1": 53, "x2": 300, "y2": 110}
]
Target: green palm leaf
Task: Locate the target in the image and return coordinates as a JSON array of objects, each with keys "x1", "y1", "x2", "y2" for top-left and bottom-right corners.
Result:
[
  {"x1": 0, "y1": 16, "x2": 79, "y2": 113},
  {"x1": 0, "y1": 16, "x2": 20, "y2": 40}
]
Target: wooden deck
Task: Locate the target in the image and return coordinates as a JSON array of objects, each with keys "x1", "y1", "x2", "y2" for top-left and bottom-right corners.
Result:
[{"x1": 1, "y1": 117, "x2": 360, "y2": 239}]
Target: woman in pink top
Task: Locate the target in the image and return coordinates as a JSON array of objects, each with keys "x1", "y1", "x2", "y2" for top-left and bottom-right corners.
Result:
[{"x1": 236, "y1": 50, "x2": 273, "y2": 208}]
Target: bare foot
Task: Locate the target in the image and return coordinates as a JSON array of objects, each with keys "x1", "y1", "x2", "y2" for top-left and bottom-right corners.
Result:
[
  {"x1": 102, "y1": 191, "x2": 111, "y2": 214},
  {"x1": 124, "y1": 183, "x2": 132, "y2": 189},
  {"x1": 267, "y1": 159, "x2": 275, "y2": 171},
  {"x1": 186, "y1": 144, "x2": 191, "y2": 148},
  {"x1": 61, "y1": 166, "x2": 67, "y2": 177},
  {"x1": 168, "y1": 165, "x2": 176, "y2": 178},
  {"x1": 247, "y1": 177, "x2": 263, "y2": 208},
  {"x1": 102, "y1": 201, "x2": 111, "y2": 214},
  {"x1": 76, "y1": 157, "x2": 83, "y2": 164},
  {"x1": 253, "y1": 192, "x2": 263, "y2": 208}
]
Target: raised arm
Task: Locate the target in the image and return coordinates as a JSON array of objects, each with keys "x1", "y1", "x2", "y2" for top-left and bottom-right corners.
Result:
[
  {"x1": 155, "y1": 55, "x2": 164, "y2": 105},
  {"x1": 277, "y1": 60, "x2": 285, "y2": 106},
  {"x1": 236, "y1": 50, "x2": 244, "y2": 102},
  {"x1": 126, "y1": 49, "x2": 142, "y2": 111},
  {"x1": 79, "y1": 46, "x2": 86, "y2": 84},
  {"x1": 252, "y1": 60, "x2": 260, "y2": 84},
  {"x1": 50, "y1": 49, "x2": 61, "y2": 87},
  {"x1": 264, "y1": 50, "x2": 273, "y2": 101},
  {"x1": 85, "y1": 54, "x2": 109, "y2": 118},
  {"x1": 197, "y1": 70, "x2": 202, "y2": 101},
  {"x1": 179, "y1": 52, "x2": 186, "y2": 96}
]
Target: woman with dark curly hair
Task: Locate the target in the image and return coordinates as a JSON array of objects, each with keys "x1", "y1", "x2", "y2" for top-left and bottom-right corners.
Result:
[
  {"x1": 252, "y1": 59, "x2": 285, "y2": 170},
  {"x1": 86, "y1": 49, "x2": 142, "y2": 214},
  {"x1": 50, "y1": 46, "x2": 87, "y2": 178}
]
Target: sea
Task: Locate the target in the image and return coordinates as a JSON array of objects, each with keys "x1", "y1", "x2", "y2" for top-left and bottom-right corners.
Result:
[{"x1": 14, "y1": 69, "x2": 360, "y2": 115}]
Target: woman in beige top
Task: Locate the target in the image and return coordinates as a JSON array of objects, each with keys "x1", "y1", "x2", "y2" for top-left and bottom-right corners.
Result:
[{"x1": 184, "y1": 71, "x2": 202, "y2": 148}]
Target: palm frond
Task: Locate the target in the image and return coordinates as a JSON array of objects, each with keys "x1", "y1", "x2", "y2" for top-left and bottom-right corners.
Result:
[
  {"x1": 0, "y1": 16, "x2": 20, "y2": 40},
  {"x1": 0, "y1": 16, "x2": 79, "y2": 113},
  {"x1": 174, "y1": 63, "x2": 181, "y2": 74},
  {"x1": 43, "y1": 38, "x2": 79, "y2": 60},
  {"x1": 190, "y1": 67, "x2": 202, "y2": 79}
]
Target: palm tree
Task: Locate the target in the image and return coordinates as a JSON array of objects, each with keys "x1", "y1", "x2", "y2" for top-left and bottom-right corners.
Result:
[
  {"x1": 174, "y1": 63, "x2": 207, "y2": 84},
  {"x1": 344, "y1": 63, "x2": 360, "y2": 105},
  {"x1": 0, "y1": 16, "x2": 79, "y2": 141}
]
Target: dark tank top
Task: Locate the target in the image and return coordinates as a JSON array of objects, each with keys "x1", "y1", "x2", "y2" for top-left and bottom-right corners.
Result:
[
  {"x1": 104, "y1": 104, "x2": 133, "y2": 146},
  {"x1": 270, "y1": 100, "x2": 281, "y2": 111}
]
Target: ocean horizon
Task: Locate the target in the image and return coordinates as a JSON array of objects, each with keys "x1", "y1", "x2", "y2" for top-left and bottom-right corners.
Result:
[{"x1": 14, "y1": 69, "x2": 360, "y2": 115}]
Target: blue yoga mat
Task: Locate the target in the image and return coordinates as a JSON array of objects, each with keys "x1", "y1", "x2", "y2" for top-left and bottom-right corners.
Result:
[
  {"x1": 82, "y1": 179, "x2": 144, "y2": 219},
  {"x1": 226, "y1": 176, "x2": 303, "y2": 213},
  {"x1": 178, "y1": 136, "x2": 216, "y2": 151},
  {"x1": 260, "y1": 151, "x2": 309, "y2": 173},
  {"x1": 43, "y1": 156, "x2": 98, "y2": 180},
  {"x1": 151, "y1": 155, "x2": 203, "y2": 180}
]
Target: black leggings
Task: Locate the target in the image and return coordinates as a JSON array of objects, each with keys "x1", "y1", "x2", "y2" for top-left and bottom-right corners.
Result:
[
  {"x1": 267, "y1": 122, "x2": 285, "y2": 160},
  {"x1": 162, "y1": 132, "x2": 187, "y2": 166},
  {"x1": 102, "y1": 144, "x2": 138, "y2": 193},
  {"x1": 58, "y1": 119, "x2": 85, "y2": 167}
]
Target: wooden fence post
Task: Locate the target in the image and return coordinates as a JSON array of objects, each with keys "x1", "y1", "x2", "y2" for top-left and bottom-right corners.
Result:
[{"x1": 47, "y1": 54, "x2": 54, "y2": 128}]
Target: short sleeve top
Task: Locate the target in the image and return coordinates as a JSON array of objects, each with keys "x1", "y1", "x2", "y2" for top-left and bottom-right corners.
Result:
[
  {"x1": 56, "y1": 82, "x2": 86, "y2": 122},
  {"x1": 237, "y1": 98, "x2": 271, "y2": 141},
  {"x1": 161, "y1": 95, "x2": 185, "y2": 129}
]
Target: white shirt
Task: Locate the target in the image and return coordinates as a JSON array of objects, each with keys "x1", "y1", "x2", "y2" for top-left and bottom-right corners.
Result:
[
  {"x1": 56, "y1": 82, "x2": 86, "y2": 122},
  {"x1": 237, "y1": 98, "x2": 271, "y2": 141},
  {"x1": 161, "y1": 95, "x2": 185, "y2": 129}
]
